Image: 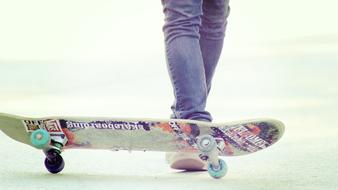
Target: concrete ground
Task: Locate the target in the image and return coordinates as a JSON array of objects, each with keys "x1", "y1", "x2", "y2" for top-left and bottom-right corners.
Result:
[{"x1": 0, "y1": 94, "x2": 337, "y2": 190}]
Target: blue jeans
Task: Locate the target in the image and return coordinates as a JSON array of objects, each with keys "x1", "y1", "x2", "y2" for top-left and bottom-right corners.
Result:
[{"x1": 161, "y1": 0, "x2": 230, "y2": 122}]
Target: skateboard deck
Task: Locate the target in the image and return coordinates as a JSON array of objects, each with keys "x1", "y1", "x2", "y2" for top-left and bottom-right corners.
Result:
[
  {"x1": 0, "y1": 113, "x2": 284, "y2": 156},
  {"x1": 0, "y1": 112, "x2": 284, "y2": 178}
]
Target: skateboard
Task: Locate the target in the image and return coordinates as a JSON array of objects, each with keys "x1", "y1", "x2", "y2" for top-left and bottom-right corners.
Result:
[{"x1": 0, "y1": 112, "x2": 284, "y2": 179}]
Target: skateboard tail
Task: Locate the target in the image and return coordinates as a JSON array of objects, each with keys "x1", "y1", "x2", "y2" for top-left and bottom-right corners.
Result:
[{"x1": 0, "y1": 113, "x2": 32, "y2": 147}]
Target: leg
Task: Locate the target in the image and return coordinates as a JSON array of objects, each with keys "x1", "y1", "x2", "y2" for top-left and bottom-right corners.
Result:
[
  {"x1": 161, "y1": 0, "x2": 212, "y2": 121},
  {"x1": 200, "y1": 0, "x2": 230, "y2": 94}
]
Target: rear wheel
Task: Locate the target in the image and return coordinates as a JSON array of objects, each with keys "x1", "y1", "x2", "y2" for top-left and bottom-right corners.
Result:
[{"x1": 44, "y1": 149, "x2": 65, "y2": 174}]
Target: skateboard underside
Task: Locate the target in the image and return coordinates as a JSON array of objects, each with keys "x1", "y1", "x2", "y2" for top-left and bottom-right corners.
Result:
[{"x1": 0, "y1": 113, "x2": 284, "y2": 157}]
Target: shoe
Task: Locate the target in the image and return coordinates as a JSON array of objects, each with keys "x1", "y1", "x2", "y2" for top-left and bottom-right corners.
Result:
[{"x1": 166, "y1": 152, "x2": 207, "y2": 171}]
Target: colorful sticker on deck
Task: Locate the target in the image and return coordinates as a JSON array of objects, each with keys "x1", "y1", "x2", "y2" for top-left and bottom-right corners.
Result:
[
  {"x1": 23, "y1": 119, "x2": 63, "y2": 133},
  {"x1": 23, "y1": 120, "x2": 44, "y2": 132},
  {"x1": 23, "y1": 119, "x2": 68, "y2": 145},
  {"x1": 154, "y1": 121, "x2": 200, "y2": 151},
  {"x1": 169, "y1": 122, "x2": 196, "y2": 147},
  {"x1": 44, "y1": 120, "x2": 63, "y2": 133},
  {"x1": 59, "y1": 120, "x2": 151, "y2": 131},
  {"x1": 44, "y1": 120, "x2": 67, "y2": 138},
  {"x1": 211, "y1": 122, "x2": 275, "y2": 154},
  {"x1": 213, "y1": 137, "x2": 234, "y2": 156}
]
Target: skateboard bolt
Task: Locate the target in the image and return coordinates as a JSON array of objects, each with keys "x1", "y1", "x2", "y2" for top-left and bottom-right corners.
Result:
[
  {"x1": 202, "y1": 139, "x2": 210, "y2": 147},
  {"x1": 36, "y1": 134, "x2": 43, "y2": 140}
]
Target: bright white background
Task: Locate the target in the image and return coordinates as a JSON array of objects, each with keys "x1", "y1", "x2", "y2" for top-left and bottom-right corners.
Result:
[{"x1": 0, "y1": 0, "x2": 337, "y2": 189}]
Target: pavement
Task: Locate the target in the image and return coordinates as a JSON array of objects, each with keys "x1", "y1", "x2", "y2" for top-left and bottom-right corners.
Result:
[{"x1": 0, "y1": 102, "x2": 337, "y2": 190}]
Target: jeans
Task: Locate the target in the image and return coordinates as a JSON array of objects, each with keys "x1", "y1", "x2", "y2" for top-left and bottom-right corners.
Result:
[{"x1": 161, "y1": 0, "x2": 230, "y2": 122}]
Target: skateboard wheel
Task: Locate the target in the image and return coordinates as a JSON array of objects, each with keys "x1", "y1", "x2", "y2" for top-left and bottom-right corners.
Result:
[
  {"x1": 31, "y1": 129, "x2": 51, "y2": 149},
  {"x1": 45, "y1": 150, "x2": 65, "y2": 174},
  {"x1": 208, "y1": 159, "x2": 227, "y2": 179},
  {"x1": 196, "y1": 135, "x2": 216, "y2": 153}
]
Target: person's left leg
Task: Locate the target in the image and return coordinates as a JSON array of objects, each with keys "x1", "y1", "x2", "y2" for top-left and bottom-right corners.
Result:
[
  {"x1": 200, "y1": 0, "x2": 230, "y2": 95},
  {"x1": 161, "y1": 0, "x2": 209, "y2": 171},
  {"x1": 162, "y1": 0, "x2": 229, "y2": 171}
]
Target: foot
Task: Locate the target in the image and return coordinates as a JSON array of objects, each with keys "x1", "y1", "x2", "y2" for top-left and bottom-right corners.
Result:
[{"x1": 166, "y1": 152, "x2": 207, "y2": 171}]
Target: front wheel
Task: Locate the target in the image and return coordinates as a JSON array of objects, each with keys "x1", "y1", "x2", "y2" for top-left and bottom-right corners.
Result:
[{"x1": 208, "y1": 159, "x2": 228, "y2": 179}]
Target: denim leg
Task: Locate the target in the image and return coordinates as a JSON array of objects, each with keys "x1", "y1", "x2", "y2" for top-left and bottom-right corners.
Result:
[
  {"x1": 200, "y1": 0, "x2": 230, "y2": 95},
  {"x1": 161, "y1": 0, "x2": 212, "y2": 121}
]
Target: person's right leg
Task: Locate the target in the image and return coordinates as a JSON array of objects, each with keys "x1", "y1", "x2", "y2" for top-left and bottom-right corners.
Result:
[{"x1": 161, "y1": 0, "x2": 212, "y2": 122}]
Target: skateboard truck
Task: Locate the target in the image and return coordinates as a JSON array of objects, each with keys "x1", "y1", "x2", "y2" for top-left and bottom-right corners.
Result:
[
  {"x1": 30, "y1": 129, "x2": 66, "y2": 174},
  {"x1": 196, "y1": 135, "x2": 228, "y2": 179}
]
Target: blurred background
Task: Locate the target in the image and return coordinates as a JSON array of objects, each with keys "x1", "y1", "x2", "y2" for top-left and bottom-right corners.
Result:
[
  {"x1": 0, "y1": 0, "x2": 337, "y2": 189},
  {"x1": 0, "y1": 0, "x2": 337, "y2": 121}
]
